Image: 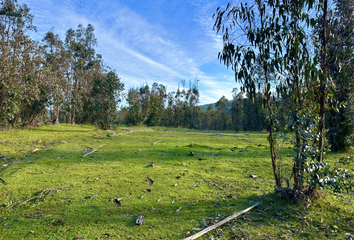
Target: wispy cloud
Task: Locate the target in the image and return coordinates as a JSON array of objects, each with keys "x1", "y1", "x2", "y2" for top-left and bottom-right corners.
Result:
[{"x1": 20, "y1": 0, "x2": 237, "y2": 104}]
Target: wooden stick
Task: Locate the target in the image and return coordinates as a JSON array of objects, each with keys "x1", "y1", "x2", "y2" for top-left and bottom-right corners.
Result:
[
  {"x1": 38, "y1": 185, "x2": 70, "y2": 193},
  {"x1": 19, "y1": 185, "x2": 71, "y2": 206},
  {"x1": 19, "y1": 196, "x2": 38, "y2": 206},
  {"x1": 82, "y1": 149, "x2": 97, "y2": 157},
  {"x1": 43, "y1": 190, "x2": 52, "y2": 201},
  {"x1": 152, "y1": 140, "x2": 162, "y2": 146},
  {"x1": 0, "y1": 177, "x2": 8, "y2": 185},
  {"x1": 81, "y1": 143, "x2": 107, "y2": 158},
  {"x1": 183, "y1": 201, "x2": 262, "y2": 240},
  {"x1": 83, "y1": 177, "x2": 90, "y2": 184}
]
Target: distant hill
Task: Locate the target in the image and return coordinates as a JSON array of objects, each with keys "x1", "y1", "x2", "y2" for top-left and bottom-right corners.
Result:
[{"x1": 199, "y1": 100, "x2": 234, "y2": 112}]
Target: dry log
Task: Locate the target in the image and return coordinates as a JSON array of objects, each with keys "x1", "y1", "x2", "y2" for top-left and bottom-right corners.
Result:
[{"x1": 183, "y1": 201, "x2": 262, "y2": 240}]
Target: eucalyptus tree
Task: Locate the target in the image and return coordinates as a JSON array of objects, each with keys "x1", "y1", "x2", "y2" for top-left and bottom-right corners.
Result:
[
  {"x1": 215, "y1": 96, "x2": 231, "y2": 130},
  {"x1": 126, "y1": 87, "x2": 146, "y2": 126},
  {"x1": 214, "y1": 0, "x2": 353, "y2": 199},
  {"x1": 64, "y1": 24, "x2": 99, "y2": 124},
  {"x1": 162, "y1": 91, "x2": 176, "y2": 127},
  {"x1": 214, "y1": 0, "x2": 284, "y2": 187},
  {"x1": 184, "y1": 81, "x2": 200, "y2": 129},
  {"x1": 326, "y1": 0, "x2": 354, "y2": 150},
  {"x1": 173, "y1": 88, "x2": 187, "y2": 128},
  {"x1": 0, "y1": 0, "x2": 49, "y2": 127},
  {"x1": 231, "y1": 89, "x2": 244, "y2": 132},
  {"x1": 91, "y1": 70, "x2": 124, "y2": 129},
  {"x1": 146, "y1": 83, "x2": 166, "y2": 126},
  {"x1": 42, "y1": 31, "x2": 68, "y2": 124}
]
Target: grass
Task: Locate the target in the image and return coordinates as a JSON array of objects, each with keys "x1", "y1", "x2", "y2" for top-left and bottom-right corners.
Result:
[{"x1": 0, "y1": 124, "x2": 353, "y2": 239}]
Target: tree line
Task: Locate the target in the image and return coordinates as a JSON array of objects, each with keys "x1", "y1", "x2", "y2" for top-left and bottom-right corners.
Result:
[
  {"x1": 0, "y1": 0, "x2": 124, "y2": 129},
  {"x1": 119, "y1": 82, "x2": 269, "y2": 132}
]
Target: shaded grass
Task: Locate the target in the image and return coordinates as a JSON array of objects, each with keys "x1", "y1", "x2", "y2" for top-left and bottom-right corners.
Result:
[{"x1": 0, "y1": 125, "x2": 353, "y2": 239}]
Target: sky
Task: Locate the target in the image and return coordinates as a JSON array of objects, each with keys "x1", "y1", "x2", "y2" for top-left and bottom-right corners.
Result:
[{"x1": 19, "y1": 0, "x2": 239, "y2": 105}]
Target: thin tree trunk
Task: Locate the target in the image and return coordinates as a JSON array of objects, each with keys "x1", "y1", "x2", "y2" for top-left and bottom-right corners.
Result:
[{"x1": 318, "y1": 0, "x2": 328, "y2": 163}]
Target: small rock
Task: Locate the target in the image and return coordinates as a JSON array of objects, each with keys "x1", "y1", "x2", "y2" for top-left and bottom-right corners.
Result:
[
  {"x1": 182, "y1": 163, "x2": 187, "y2": 166},
  {"x1": 60, "y1": 141, "x2": 68, "y2": 143},
  {"x1": 189, "y1": 151, "x2": 194, "y2": 156},
  {"x1": 148, "y1": 163, "x2": 154, "y2": 167},
  {"x1": 36, "y1": 139, "x2": 41, "y2": 143},
  {"x1": 345, "y1": 233, "x2": 354, "y2": 239},
  {"x1": 136, "y1": 215, "x2": 144, "y2": 225},
  {"x1": 183, "y1": 231, "x2": 191, "y2": 237},
  {"x1": 152, "y1": 207, "x2": 156, "y2": 210},
  {"x1": 250, "y1": 174, "x2": 258, "y2": 179},
  {"x1": 113, "y1": 198, "x2": 122, "y2": 207},
  {"x1": 176, "y1": 207, "x2": 181, "y2": 212}
]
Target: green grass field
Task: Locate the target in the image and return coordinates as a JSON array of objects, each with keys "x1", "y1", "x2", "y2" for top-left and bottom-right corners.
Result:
[{"x1": 0, "y1": 125, "x2": 353, "y2": 239}]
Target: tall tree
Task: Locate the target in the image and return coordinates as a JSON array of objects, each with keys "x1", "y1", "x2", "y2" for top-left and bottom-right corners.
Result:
[
  {"x1": 0, "y1": 0, "x2": 49, "y2": 127},
  {"x1": 91, "y1": 70, "x2": 124, "y2": 129},
  {"x1": 42, "y1": 31, "x2": 68, "y2": 124},
  {"x1": 326, "y1": 0, "x2": 354, "y2": 150}
]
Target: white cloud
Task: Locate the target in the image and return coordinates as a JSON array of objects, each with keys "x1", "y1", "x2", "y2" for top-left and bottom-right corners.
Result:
[{"x1": 20, "y1": 0, "x2": 237, "y2": 104}]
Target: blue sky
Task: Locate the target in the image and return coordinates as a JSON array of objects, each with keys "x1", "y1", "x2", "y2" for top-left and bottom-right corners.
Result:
[{"x1": 20, "y1": 0, "x2": 238, "y2": 105}]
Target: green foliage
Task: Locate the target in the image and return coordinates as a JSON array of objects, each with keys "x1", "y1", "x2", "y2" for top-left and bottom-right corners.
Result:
[
  {"x1": 0, "y1": 2, "x2": 124, "y2": 129},
  {"x1": 326, "y1": 0, "x2": 354, "y2": 151},
  {"x1": 91, "y1": 71, "x2": 124, "y2": 130},
  {"x1": 124, "y1": 80, "x2": 200, "y2": 128}
]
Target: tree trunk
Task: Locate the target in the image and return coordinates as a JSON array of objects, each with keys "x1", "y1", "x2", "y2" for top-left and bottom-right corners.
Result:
[{"x1": 318, "y1": 0, "x2": 328, "y2": 163}]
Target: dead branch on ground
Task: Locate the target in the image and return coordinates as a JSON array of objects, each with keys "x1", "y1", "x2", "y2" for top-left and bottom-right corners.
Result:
[
  {"x1": 0, "y1": 177, "x2": 8, "y2": 185},
  {"x1": 19, "y1": 185, "x2": 71, "y2": 207},
  {"x1": 152, "y1": 140, "x2": 163, "y2": 146},
  {"x1": 183, "y1": 201, "x2": 262, "y2": 240}
]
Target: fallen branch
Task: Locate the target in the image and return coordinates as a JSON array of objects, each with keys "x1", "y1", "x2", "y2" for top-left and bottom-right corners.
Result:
[
  {"x1": 82, "y1": 149, "x2": 97, "y2": 157},
  {"x1": 38, "y1": 185, "x2": 70, "y2": 193},
  {"x1": 19, "y1": 196, "x2": 38, "y2": 206},
  {"x1": 183, "y1": 201, "x2": 262, "y2": 240},
  {"x1": 152, "y1": 140, "x2": 163, "y2": 146},
  {"x1": 82, "y1": 143, "x2": 107, "y2": 158},
  {"x1": 0, "y1": 177, "x2": 8, "y2": 185},
  {"x1": 19, "y1": 185, "x2": 71, "y2": 207},
  {"x1": 83, "y1": 177, "x2": 90, "y2": 184}
]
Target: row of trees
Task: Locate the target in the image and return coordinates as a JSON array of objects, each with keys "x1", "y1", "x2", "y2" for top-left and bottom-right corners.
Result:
[
  {"x1": 0, "y1": 0, "x2": 124, "y2": 129},
  {"x1": 120, "y1": 81, "x2": 281, "y2": 132}
]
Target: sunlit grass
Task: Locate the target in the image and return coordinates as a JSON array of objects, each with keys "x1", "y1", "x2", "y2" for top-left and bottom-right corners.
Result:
[{"x1": 0, "y1": 125, "x2": 353, "y2": 239}]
